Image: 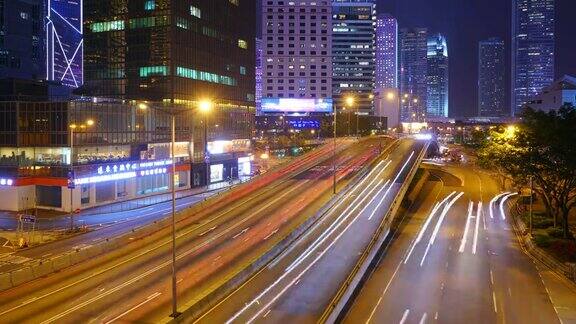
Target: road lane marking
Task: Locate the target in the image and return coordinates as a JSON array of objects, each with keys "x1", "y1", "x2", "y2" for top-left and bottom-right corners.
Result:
[
  {"x1": 458, "y1": 201, "x2": 474, "y2": 253},
  {"x1": 198, "y1": 226, "x2": 217, "y2": 237},
  {"x1": 233, "y1": 227, "x2": 250, "y2": 239},
  {"x1": 399, "y1": 309, "x2": 410, "y2": 324},
  {"x1": 103, "y1": 292, "x2": 161, "y2": 324},
  {"x1": 490, "y1": 270, "x2": 494, "y2": 285},
  {"x1": 472, "y1": 202, "x2": 482, "y2": 254},
  {"x1": 263, "y1": 228, "x2": 279, "y2": 240},
  {"x1": 366, "y1": 259, "x2": 403, "y2": 324}
]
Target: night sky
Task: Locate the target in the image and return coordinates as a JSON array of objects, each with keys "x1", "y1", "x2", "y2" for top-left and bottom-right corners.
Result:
[{"x1": 257, "y1": 0, "x2": 576, "y2": 117}]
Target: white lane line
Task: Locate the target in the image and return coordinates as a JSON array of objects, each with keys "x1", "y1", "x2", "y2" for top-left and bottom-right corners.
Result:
[
  {"x1": 233, "y1": 227, "x2": 250, "y2": 239},
  {"x1": 399, "y1": 309, "x2": 410, "y2": 324},
  {"x1": 492, "y1": 291, "x2": 498, "y2": 313},
  {"x1": 404, "y1": 192, "x2": 456, "y2": 264},
  {"x1": 263, "y1": 228, "x2": 279, "y2": 240},
  {"x1": 366, "y1": 261, "x2": 403, "y2": 324},
  {"x1": 419, "y1": 312, "x2": 427, "y2": 324},
  {"x1": 368, "y1": 152, "x2": 415, "y2": 221},
  {"x1": 198, "y1": 226, "x2": 217, "y2": 237},
  {"x1": 499, "y1": 193, "x2": 517, "y2": 220},
  {"x1": 282, "y1": 160, "x2": 390, "y2": 271},
  {"x1": 458, "y1": 201, "x2": 474, "y2": 253},
  {"x1": 420, "y1": 192, "x2": 464, "y2": 266},
  {"x1": 103, "y1": 292, "x2": 161, "y2": 324},
  {"x1": 472, "y1": 201, "x2": 482, "y2": 255}
]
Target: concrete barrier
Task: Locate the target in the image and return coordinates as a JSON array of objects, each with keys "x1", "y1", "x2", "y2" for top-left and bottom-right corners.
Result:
[
  {"x1": 0, "y1": 272, "x2": 13, "y2": 291},
  {"x1": 31, "y1": 261, "x2": 53, "y2": 279},
  {"x1": 51, "y1": 254, "x2": 71, "y2": 272},
  {"x1": 10, "y1": 267, "x2": 35, "y2": 287}
]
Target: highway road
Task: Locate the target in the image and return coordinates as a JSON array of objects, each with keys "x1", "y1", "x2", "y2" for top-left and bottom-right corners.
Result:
[
  {"x1": 345, "y1": 163, "x2": 560, "y2": 324},
  {"x1": 0, "y1": 140, "x2": 350, "y2": 272},
  {"x1": 196, "y1": 139, "x2": 427, "y2": 324},
  {"x1": 0, "y1": 137, "x2": 386, "y2": 323}
]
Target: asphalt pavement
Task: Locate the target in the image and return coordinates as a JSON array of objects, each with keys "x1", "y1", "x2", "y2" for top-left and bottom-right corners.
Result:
[
  {"x1": 196, "y1": 139, "x2": 426, "y2": 324},
  {"x1": 344, "y1": 163, "x2": 561, "y2": 324},
  {"x1": 0, "y1": 138, "x2": 385, "y2": 323}
]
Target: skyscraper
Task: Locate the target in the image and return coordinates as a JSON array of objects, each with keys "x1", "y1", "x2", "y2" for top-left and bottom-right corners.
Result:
[
  {"x1": 426, "y1": 34, "x2": 449, "y2": 118},
  {"x1": 261, "y1": 0, "x2": 332, "y2": 114},
  {"x1": 83, "y1": 0, "x2": 255, "y2": 105},
  {"x1": 332, "y1": 0, "x2": 376, "y2": 114},
  {"x1": 375, "y1": 14, "x2": 398, "y2": 89},
  {"x1": 255, "y1": 37, "x2": 263, "y2": 112},
  {"x1": 399, "y1": 28, "x2": 428, "y2": 122},
  {"x1": 0, "y1": 0, "x2": 44, "y2": 81},
  {"x1": 512, "y1": 0, "x2": 555, "y2": 116},
  {"x1": 46, "y1": 0, "x2": 83, "y2": 88},
  {"x1": 478, "y1": 38, "x2": 506, "y2": 117}
]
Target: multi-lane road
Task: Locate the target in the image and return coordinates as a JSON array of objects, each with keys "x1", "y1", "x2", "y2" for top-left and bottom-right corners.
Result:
[
  {"x1": 0, "y1": 137, "x2": 387, "y2": 323},
  {"x1": 197, "y1": 139, "x2": 427, "y2": 323},
  {"x1": 345, "y1": 163, "x2": 562, "y2": 324}
]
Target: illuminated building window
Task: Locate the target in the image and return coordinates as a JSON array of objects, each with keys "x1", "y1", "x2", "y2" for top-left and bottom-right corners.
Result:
[
  {"x1": 190, "y1": 6, "x2": 201, "y2": 18},
  {"x1": 176, "y1": 67, "x2": 237, "y2": 86},
  {"x1": 139, "y1": 66, "x2": 169, "y2": 77},
  {"x1": 90, "y1": 20, "x2": 125, "y2": 33},
  {"x1": 238, "y1": 39, "x2": 248, "y2": 49},
  {"x1": 144, "y1": 0, "x2": 155, "y2": 10}
]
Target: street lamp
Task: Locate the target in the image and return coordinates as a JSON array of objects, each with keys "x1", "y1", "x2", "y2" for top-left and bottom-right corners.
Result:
[
  {"x1": 345, "y1": 96, "x2": 358, "y2": 138},
  {"x1": 137, "y1": 100, "x2": 211, "y2": 318},
  {"x1": 68, "y1": 118, "x2": 95, "y2": 231}
]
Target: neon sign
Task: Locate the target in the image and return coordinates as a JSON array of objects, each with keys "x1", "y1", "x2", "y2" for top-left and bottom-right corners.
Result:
[{"x1": 75, "y1": 160, "x2": 173, "y2": 185}]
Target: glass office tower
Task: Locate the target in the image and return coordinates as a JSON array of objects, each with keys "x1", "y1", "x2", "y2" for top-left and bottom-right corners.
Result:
[
  {"x1": 399, "y1": 28, "x2": 428, "y2": 122},
  {"x1": 479, "y1": 38, "x2": 506, "y2": 117},
  {"x1": 426, "y1": 34, "x2": 449, "y2": 118},
  {"x1": 375, "y1": 13, "x2": 397, "y2": 89}
]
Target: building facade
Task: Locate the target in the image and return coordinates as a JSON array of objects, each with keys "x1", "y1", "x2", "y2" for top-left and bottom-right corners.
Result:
[
  {"x1": 525, "y1": 75, "x2": 576, "y2": 113},
  {"x1": 0, "y1": 98, "x2": 253, "y2": 212},
  {"x1": 83, "y1": 0, "x2": 255, "y2": 107},
  {"x1": 478, "y1": 38, "x2": 506, "y2": 117},
  {"x1": 255, "y1": 37, "x2": 263, "y2": 112},
  {"x1": 512, "y1": 0, "x2": 555, "y2": 116},
  {"x1": 399, "y1": 28, "x2": 428, "y2": 122},
  {"x1": 332, "y1": 0, "x2": 376, "y2": 114},
  {"x1": 0, "y1": 0, "x2": 45, "y2": 81},
  {"x1": 426, "y1": 34, "x2": 449, "y2": 118},
  {"x1": 46, "y1": 0, "x2": 83, "y2": 88},
  {"x1": 261, "y1": 0, "x2": 332, "y2": 114},
  {"x1": 375, "y1": 13, "x2": 397, "y2": 89}
]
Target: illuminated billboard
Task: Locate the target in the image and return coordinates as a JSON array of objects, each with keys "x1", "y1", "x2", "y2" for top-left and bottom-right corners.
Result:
[{"x1": 261, "y1": 98, "x2": 333, "y2": 113}]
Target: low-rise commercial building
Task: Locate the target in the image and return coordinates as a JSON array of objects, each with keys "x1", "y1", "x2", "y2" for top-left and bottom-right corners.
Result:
[
  {"x1": 525, "y1": 75, "x2": 576, "y2": 113},
  {"x1": 0, "y1": 98, "x2": 253, "y2": 212}
]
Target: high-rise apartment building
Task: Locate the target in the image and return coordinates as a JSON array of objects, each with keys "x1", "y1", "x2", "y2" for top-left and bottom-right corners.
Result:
[
  {"x1": 375, "y1": 13, "x2": 397, "y2": 89},
  {"x1": 332, "y1": 0, "x2": 376, "y2": 114},
  {"x1": 399, "y1": 28, "x2": 428, "y2": 122},
  {"x1": 512, "y1": 0, "x2": 555, "y2": 116},
  {"x1": 83, "y1": 0, "x2": 255, "y2": 107},
  {"x1": 46, "y1": 0, "x2": 83, "y2": 88},
  {"x1": 426, "y1": 34, "x2": 449, "y2": 118},
  {"x1": 261, "y1": 0, "x2": 332, "y2": 115},
  {"x1": 0, "y1": 0, "x2": 44, "y2": 81},
  {"x1": 478, "y1": 38, "x2": 506, "y2": 117}
]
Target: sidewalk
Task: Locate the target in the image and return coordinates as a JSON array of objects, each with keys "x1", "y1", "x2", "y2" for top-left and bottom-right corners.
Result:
[{"x1": 0, "y1": 179, "x2": 245, "y2": 231}]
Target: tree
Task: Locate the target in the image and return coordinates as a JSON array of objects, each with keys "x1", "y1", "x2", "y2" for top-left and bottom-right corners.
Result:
[{"x1": 479, "y1": 104, "x2": 576, "y2": 238}]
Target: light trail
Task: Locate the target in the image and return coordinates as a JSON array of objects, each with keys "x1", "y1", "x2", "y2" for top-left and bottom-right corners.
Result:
[
  {"x1": 499, "y1": 193, "x2": 517, "y2": 220},
  {"x1": 472, "y1": 201, "x2": 482, "y2": 254},
  {"x1": 458, "y1": 201, "x2": 474, "y2": 253}
]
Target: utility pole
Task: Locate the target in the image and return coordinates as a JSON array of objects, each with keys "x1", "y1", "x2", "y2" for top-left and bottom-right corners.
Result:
[{"x1": 333, "y1": 108, "x2": 337, "y2": 194}]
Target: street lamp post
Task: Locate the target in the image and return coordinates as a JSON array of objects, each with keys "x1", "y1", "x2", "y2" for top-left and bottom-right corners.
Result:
[
  {"x1": 333, "y1": 107, "x2": 337, "y2": 194},
  {"x1": 138, "y1": 100, "x2": 211, "y2": 317},
  {"x1": 68, "y1": 119, "x2": 94, "y2": 231}
]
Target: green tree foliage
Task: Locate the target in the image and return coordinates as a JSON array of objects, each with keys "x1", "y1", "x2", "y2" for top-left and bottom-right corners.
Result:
[{"x1": 479, "y1": 104, "x2": 576, "y2": 238}]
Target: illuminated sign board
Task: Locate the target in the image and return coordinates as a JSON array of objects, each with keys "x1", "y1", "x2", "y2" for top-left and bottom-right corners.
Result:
[
  {"x1": 207, "y1": 139, "x2": 251, "y2": 155},
  {"x1": 0, "y1": 178, "x2": 14, "y2": 186},
  {"x1": 287, "y1": 120, "x2": 321, "y2": 129},
  {"x1": 261, "y1": 98, "x2": 333, "y2": 113},
  {"x1": 210, "y1": 164, "x2": 224, "y2": 183},
  {"x1": 74, "y1": 160, "x2": 173, "y2": 185}
]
